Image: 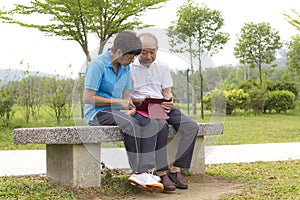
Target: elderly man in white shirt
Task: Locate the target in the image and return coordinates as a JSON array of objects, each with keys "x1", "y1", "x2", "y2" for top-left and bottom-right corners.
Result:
[{"x1": 131, "y1": 33, "x2": 199, "y2": 192}]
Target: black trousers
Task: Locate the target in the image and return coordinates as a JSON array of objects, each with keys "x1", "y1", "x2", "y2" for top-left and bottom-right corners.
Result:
[{"x1": 90, "y1": 108, "x2": 167, "y2": 173}]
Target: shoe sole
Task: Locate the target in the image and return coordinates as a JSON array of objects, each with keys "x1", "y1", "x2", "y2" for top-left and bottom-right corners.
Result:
[
  {"x1": 128, "y1": 179, "x2": 164, "y2": 193},
  {"x1": 163, "y1": 187, "x2": 176, "y2": 192},
  {"x1": 167, "y1": 174, "x2": 188, "y2": 189}
]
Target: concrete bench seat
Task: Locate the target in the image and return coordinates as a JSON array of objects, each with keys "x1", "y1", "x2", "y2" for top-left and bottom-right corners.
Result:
[{"x1": 13, "y1": 123, "x2": 224, "y2": 188}]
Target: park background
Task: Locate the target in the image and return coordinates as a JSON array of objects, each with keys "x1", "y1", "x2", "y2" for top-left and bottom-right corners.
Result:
[{"x1": 0, "y1": 0, "x2": 299, "y2": 199}]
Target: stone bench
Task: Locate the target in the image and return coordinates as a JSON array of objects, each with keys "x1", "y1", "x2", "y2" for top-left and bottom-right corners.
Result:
[{"x1": 13, "y1": 123, "x2": 224, "y2": 188}]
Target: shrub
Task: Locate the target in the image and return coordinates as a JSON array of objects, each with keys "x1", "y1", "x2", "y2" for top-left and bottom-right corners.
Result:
[
  {"x1": 204, "y1": 89, "x2": 249, "y2": 115},
  {"x1": 264, "y1": 90, "x2": 295, "y2": 113},
  {"x1": 225, "y1": 89, "x2": 250, "y2": 115},
  {"x1": 203, "y1": 89, "x2": 226, "y2": 115},
  {"x1": 0, "y1": 86, "x2": 15, "y2": 127},
  {"x1": 267, "y1": 81, "x2": 298, "y2": 99},
  {"x1": 248, "y1": 88, "x2": 266, "y2": 114}
]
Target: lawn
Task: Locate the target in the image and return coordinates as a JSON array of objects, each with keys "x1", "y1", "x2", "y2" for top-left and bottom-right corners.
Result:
[
  {"x1": 1, "y1": 103, "x2": 300, "y2": 149},
  {"x1": 0, "y1": 103, "x2": 299, "y2": 199}
]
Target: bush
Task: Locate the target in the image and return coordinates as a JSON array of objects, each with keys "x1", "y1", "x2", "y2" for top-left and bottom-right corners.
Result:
[
  {"x1": 204, "y1": 89, "x2": 249, "y2": 115},
  {"x1": 248, "y1": 88, "x2": 266, "y2": 114},
  {"x1": 264, "y1": 90, "x2": 295, "y2": 113},
  {"x1": 0, "y1": 86, "x2": 14, "y2": 127},
  {"x1": 266, "y1": 81, "x2": 298, "y2": 99},
  {"x1": 203, "y1": 89, "x2": 226, "y2": 115},
  {"x1": 225, "y1": 89, "x2": 250, "y2": 115}
]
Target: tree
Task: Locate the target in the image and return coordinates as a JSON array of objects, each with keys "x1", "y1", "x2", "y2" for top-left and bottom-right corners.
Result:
[
  {"x1": 234, "y1": 22, "x2": 282, "y2": 89},
  {"x1": 44, "y1": 76, "x2": 74, "y2": 125},
  {"x1": 17, "y1": 68, "x2": 43, "y2": 124},
  {"x1": 0, "y1": 85, "x2": 14, "y2": 127},
  {"x1": 283, "y1": 9, "x2": 300, "y2": 31},
  {"x1": 286, "y1": 35, "x2": 300, "y2": 78},
  {"x1": 167, "y1": 0, "x2": 229, "y2": 119},
  {"x1": 0, "y1": 0, "x2": 167, "y2": 62}
]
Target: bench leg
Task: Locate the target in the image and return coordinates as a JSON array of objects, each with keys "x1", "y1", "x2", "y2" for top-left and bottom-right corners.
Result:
[
  {"x1": 46, "y1": 143, "x2": 101, "y2": 188},
  {"x1": 189, "y1": 136, "x2": 205, "y2": 174},
  {"x1": 167, "y1": 136, "x2": 205, "y2": 174}
]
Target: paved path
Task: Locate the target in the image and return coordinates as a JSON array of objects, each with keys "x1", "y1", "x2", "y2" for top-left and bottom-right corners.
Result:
[{"x1": 1, "y1": 143, "x2": 300, "y2": 177}]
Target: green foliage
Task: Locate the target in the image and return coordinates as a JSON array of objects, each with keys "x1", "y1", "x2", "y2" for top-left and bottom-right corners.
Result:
[
  {"x1": 0, "y1": 86, "x2": 14, "y2": 127},
  {"x1": 203, "y1": 89, "x2": 226, "y2": 115},
  {"x1": 266, "y1": 78, "x2": 298, "y2": 98},
  {"x1": 0, "y1": 0, "x2": 167, "y2": 60},
  {"x1": 234, "y1": 22, "x2": 282, "y2": 89},
  {"x1": 44, "y1": 76, "x2": 74, "y2": 124},
  {"x1": 286, "y1": 35, "x2": 300, "y2": 78},
  {"x1": 283, "y1": 9, "x2": 300, "y2": 31},
  {"x1": 167, "y1": 0, "x2": 229, "y2": 118},
  {"x1": 264, "y1": 90, "x2": 296, "y2": 114},
  {"x1": 225, "y1": 89, "x2": 250, "y2": 115},
  {"x1": 16, "y1": 70, "x2": 43, "y2": 124},
  {"x1": 247, "y1": 87, "x2": 266, "y2": 114}
]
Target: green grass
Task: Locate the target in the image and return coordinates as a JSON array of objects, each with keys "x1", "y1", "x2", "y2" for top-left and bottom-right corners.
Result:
[
  {"x1": 1, "y1": 160, "x2": 299, "y2": 199},
  {"x1": 207, "y1": 160, "x2": 300, "y2": 199},
  {"x1": 1, "y1": 103, "x2": 300, "y2": 149},
  {"x1": 219, "y1": 112, "x2": 300, "y2": 145},
  {"x1": 0, "y1": 103, "x2": 300, "y2": 199},
  {"x1": 0, "y1": 167, "x2": 141, "y2": 200}
]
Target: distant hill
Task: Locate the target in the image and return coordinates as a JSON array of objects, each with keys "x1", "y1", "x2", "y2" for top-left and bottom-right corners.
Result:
[{"x1": 0, "y1": 69, "x2": 54, "y2": 87}]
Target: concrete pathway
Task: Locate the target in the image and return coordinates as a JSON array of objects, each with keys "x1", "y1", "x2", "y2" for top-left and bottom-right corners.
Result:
[{"x1": 1, "y1": 143, "x2": 300, "y2": 177}]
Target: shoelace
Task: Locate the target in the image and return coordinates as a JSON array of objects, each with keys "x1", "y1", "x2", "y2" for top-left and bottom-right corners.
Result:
[{"x1": 147, "y1": 168, "x2": 157, "y2": 177}]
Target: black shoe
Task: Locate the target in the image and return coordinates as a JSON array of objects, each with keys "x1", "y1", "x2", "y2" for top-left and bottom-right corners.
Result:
[
  {"x1": 167, "y1": 171, "x2": 188, "y2": 189},
  {"x1": 160, "y1": 174, "x2": 176, "y2": 192}
]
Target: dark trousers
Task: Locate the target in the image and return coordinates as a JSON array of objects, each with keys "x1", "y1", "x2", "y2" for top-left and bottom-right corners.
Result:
[
  {"x1": 167, "y1": 108, "x2": 198, "y2": 169},
  {"x1": 90, "y1": 108, "x2": 166, "y2": 173},
  {"x1": 134, "y1": 113, "x2": 169, "y2": 171},
  {"x1": 136, "y1": 108, "x2": 198, "y2": 171}
]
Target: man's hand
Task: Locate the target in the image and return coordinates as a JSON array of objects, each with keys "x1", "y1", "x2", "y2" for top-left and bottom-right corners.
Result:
[
  {"x1": 120, "y1": 108, "x2": 136, "y2": 116},
  {"x1": 119, "y1": 98, "x2": 136, "y2": 116},
  {"x1": 162, "y1": 97, "x2": 173, "y2": 113}
]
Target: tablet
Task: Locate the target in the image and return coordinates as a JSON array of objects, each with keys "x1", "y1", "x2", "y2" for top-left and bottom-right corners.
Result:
[
  {"x1": 136, "y1": 98, "x2": 171, "y2": 119},
  {"x1": 137, "y1": 98, "x2": 172, "y2": 111}
]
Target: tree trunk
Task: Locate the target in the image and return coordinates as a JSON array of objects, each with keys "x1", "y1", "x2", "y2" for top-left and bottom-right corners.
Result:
[
  {"x1": 189, "y1": 37, "x2": 197, "y2": 115},
  {"x1": 259, "y1": 64, "x2": 263, "y2": 89},
  {"x1": 198, "y1": 45, "x2": 204, "y2": 119}
]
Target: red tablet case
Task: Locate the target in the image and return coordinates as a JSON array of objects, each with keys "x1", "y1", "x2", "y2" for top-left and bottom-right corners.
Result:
[{"x1": 136, "y1": 98, "x2": 171, "y2": 119}]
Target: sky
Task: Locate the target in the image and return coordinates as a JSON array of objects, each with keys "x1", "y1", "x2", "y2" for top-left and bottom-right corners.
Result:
[{"x1": 0, "y1": 0, "x2": 299, "y2": 77}]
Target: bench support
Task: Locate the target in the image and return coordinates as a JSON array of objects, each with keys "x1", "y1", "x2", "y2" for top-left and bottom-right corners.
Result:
[
  {"x1": 46, "y1": 143, "x2": 101, "y2": 188},
  {"x1": 167, "y1": 136, "x2": 205, "y2": 174},
  {"x1": 190, "y1": 136, "x2": 205, "y2": 174}
]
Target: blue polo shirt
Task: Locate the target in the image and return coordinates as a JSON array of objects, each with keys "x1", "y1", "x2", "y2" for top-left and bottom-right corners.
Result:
[{"x1": 84, "y1": 50, "x2": 132, "y2": 124}]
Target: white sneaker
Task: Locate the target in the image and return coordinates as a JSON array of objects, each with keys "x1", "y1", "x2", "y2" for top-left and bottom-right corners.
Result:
[
  {"x1": 150, "y1": 174, "x2": 161, "y2": 182},
  {"x1": 128, "y1": 173, "x2": 164, "y2": 193}
]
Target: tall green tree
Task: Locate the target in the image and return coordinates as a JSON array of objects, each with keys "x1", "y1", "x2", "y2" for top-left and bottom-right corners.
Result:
[
  {"x1": 167, "y1": 0, "x2": 229, "y2": 118},
  {"x1": 234, "y1": 22, "x2": 282, "y2": 89},
  {"x1": 286, "y1": 35, "x2": 300, "y2": 78},
  {"x1": 0, "y1": 0, "x2": 167, "y2": 62}
]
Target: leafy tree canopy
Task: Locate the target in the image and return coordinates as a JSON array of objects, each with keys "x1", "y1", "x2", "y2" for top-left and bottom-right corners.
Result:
[
  {"x1": 286, "y1": 35, "x2": 300, "y2": 77},
  {"x1": 283, "y1": 9, "x2": 300, "y2": 31},
  {"x1": 234, "y1": 22, "x2": 282, "y2": 89},
  {"x1": 0, "y1": 0, "x2": 167, "y2": 61}
]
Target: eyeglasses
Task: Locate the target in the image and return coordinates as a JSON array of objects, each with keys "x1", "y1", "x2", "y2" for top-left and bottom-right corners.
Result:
[{"x1": 123, "y1": 54, "x2": 136, "y2": 62}]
